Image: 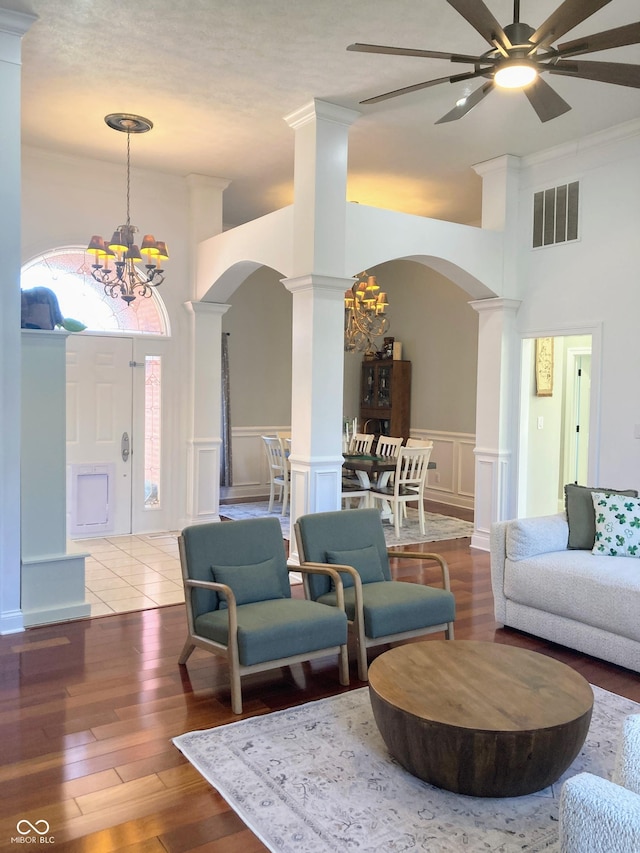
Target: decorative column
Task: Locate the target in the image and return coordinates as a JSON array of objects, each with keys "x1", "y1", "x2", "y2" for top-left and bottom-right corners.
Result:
[
  {"x1": 469, "y1": 297, "x2": 522, "y2": 549},
  {"x1": 0, "y1": 9, "x2": 37, "y2": 634},
  {"x1": 186, "y1": 174, "x2": 230, "y2": 251},
  {"x1": 184, "y1": 301, "x2": 230, "y2": 525},
  {"x1": 472, "y1": 155, "x2": 522, "y2": 300},
  {"x1": 283, "y1": 99, "x2": 360, "y2": 561}
]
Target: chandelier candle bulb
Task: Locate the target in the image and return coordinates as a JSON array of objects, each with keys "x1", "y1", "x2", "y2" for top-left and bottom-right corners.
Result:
[{"x1": 344, "y1": 271, "x2": 390, "y2": 353}]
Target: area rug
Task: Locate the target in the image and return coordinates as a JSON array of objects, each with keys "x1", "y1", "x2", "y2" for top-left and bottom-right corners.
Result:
[
  {"x1": 220, "y1": 501, "x2": 474, "y2": 546},
  {"x1": 173, "y1": 684, "x2": 639, "y2": 853}
]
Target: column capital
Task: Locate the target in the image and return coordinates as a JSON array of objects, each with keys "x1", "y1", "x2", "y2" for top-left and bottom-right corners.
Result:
[
  {"x1": 184, "y1": 300, "x2": 231, "y2": 318},
  {"x1": 469, "y1": 297, "x2": 521, "y2": 315},
  {"x1": 472, "y1": 154, "x2": 522, "y2": 180},
  {"x1": 0, "y1": 9, "x2": 37, "y2": 64},
  {"x1": 185, "y1": 174, "x2": 231, "y2": 193},
  {"x1": 284, "y1": 99, "x2": 361, "y2": 131},
  {"x1": 282, "y1": 273, "x2": 353, "y2": 296}
]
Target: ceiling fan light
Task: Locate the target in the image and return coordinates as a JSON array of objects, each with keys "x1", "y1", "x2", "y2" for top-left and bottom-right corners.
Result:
[{"x1": 495, "y1": 60, "x2": 538, "y2": 89}]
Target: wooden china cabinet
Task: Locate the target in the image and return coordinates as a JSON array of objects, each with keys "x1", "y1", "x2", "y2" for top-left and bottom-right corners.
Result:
[{"x1": 360, "y1": 359, "x2": 411, "y2": 441}]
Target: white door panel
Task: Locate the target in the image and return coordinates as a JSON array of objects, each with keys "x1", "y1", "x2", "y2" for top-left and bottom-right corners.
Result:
[{"x1": 66, "y1": 335, "x2": 133, "y2": 537}]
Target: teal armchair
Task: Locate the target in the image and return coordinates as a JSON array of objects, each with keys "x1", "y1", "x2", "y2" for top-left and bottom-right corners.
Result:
[
  {"x1": 178, "y1": 517, "x2": 349, "y2": 713},
  {"x1": 295, "y1": 508, "x2": 455, "y2": 680}
]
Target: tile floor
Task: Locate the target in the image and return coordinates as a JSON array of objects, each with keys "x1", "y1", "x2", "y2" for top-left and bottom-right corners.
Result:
[{"x1": 69, "y1": 532, "x2": 184, "y2": 618}]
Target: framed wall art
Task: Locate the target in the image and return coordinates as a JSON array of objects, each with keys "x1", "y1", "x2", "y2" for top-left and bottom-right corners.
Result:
[{"x1": 535, "y1": 337, "x2": 554, "y2": 397}]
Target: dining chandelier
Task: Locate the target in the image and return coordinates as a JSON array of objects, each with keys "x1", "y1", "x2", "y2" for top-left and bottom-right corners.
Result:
[
  {"x1": 86, "y1": 114, "x2": 168, "y2": 305},
  {"x1": 344, "y1": 272, "x2": 389, "y2": 353}
]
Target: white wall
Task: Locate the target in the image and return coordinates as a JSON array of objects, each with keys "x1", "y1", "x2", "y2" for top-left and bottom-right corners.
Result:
[
  {"x1": 222, "y1": 267, "x2": 292, "y2": 426},
  {"x1": 515, "y1": 122, "x2": 640, "y2": 493}
]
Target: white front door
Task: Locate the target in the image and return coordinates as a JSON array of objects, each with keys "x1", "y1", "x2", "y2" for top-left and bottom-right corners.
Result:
[{"x1": 66, "y1": 335, "x2": 134, "y2": 537}]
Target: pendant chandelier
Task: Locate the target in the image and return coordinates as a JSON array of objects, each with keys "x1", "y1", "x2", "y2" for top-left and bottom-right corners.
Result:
[
  {"x1": 344, "y1": 272, "x2": 389, "y2": 353},
  {"x1": 86, "y1": 114, "x2": 168, "y2": 305}
]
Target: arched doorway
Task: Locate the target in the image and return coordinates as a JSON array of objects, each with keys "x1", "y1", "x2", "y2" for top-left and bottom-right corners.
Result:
[{"x1": 21, "y1": 247, "x2": 171, "y2": 537}]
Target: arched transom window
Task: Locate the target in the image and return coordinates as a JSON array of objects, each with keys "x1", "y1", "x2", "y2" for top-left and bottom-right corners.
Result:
[{"x1": 21, "y1": 247, "x2": 169, "y2": 335}]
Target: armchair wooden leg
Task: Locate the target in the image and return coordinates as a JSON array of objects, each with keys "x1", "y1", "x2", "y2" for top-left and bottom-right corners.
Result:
[
  {"x1": 178, "y1": 638, "x2": 196, "y2": 665},
  {"x1": 227, "y1": 643, "x2": 243, "y2": 714},
  {"x1": 356, "y1": 627, "x2": 368, "y2": 682},
  {"x1": 338, "y1": 644, "x2": 350, "y2": 686},
  {"x1": 229, "y1": 662, "x2": 243, "y2": 715}
]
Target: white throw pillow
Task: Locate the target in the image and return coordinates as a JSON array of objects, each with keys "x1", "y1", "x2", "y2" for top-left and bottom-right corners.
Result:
[{"x1": 591, "y1": 491, "x2": 640, "y2": 558}]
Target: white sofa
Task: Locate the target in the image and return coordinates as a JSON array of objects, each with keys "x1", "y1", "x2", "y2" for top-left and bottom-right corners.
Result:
[
  {"x1": 559, "y1": 714, "x2": 640, "y2": 852},
  {"x1": 490, "y1": 513, "x2": 640, "y2": 673}
]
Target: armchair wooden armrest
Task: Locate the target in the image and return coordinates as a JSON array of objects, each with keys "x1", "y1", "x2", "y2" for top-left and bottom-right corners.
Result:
[
  {"x1": 298, "y1": 561, "x2": 352, "y2": 612},
  {"x1": 386, "y1": 550, "x2": 451, "y2": 591},
  {"x1": 183, "y1": 577, "x2": 238, "y2": 627}
]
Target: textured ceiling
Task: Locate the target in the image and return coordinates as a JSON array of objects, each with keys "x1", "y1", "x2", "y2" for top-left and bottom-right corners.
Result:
[{"x1": 10, "y1": 0, "x2": 640, "y2": 226}]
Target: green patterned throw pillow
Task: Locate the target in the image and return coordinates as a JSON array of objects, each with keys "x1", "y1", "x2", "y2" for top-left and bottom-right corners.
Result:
[{"x1": 591, "y1": 491, "x2": 640, "y2": 558}]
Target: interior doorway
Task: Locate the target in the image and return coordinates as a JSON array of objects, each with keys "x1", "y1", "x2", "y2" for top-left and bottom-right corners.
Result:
[
  {"x1": 518, "y1": 333, "x2": 594, "y2": 517},
  {"x1": 563, "y1": 348, "x2": 591, "y2": 488}
]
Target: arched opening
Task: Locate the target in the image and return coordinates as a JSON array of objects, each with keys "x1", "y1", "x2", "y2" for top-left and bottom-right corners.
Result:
[{"x1": 21, "y1": 246, "x2": 170, "y2": 336}]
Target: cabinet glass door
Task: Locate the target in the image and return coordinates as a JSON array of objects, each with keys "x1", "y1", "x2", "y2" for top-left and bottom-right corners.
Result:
[
  {"x1": 362, "y1": 364, "x2": 376, "y2": 406},
  {"x1": 377, "y1": 365, "x2": 392, "y2": 407}
]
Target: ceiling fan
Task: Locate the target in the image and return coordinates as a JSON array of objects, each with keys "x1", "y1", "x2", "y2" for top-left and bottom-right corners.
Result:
[{"x1": 347, "y1": 0, "x2": 640, "y2": 122}]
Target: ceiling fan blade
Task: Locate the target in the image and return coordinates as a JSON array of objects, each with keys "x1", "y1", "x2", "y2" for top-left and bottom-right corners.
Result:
[
  {"x1": 435, "y1": 81, "x2": 494, "y2": 123},
  {"x1": 446, "y1": 0, "x2": 510, "y2": 52},
  {"x1": 531, "y1": 0, "x2": 612, "y2": 49},
  {"x1": 549, "y1": 59, "x2": 640, "y2": 88},
  {"x1": 360, "y1": 74, "x2": 468, "y2": 105},
  {"x1": 346, "y1": 43, "x2": 489, "y2": 65},
  {"x1": 557, "y1": 22, "x2": 640, "y2": 58},
  {"x1": 524, "y1": 76, "x2": 572, "y2": 122}
]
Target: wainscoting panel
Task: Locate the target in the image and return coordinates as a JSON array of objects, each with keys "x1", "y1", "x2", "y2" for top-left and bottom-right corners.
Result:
[
  {"x1": 221, "y1": 426, "x2": 290, "y2": 503},
  {"x1": 410, "y1": 429, "x2": 476, "y2": 511}
]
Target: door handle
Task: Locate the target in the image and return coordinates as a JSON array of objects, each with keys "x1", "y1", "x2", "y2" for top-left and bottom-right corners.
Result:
[{"x1": 121, "y1": 432, "x2": 130, "y2": 462}]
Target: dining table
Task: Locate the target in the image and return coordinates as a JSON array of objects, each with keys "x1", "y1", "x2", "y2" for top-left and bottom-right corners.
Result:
[
  {"x1": 342, "y1": 452, "x2": 436, "y2": 522},
  {"x1": 342, "y1": 453, "x2": 436, "y2": 489}
]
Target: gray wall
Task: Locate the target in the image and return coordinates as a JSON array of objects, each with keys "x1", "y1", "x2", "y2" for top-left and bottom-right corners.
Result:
[
  {"x1": 222, "y1": 267, "x2": 292, "y2": 426},
  {"x1": 224, "y1": 260, "x2": 478, "y2": 436},
  {"x1": 344, "y1": 259, "x2": 478, "y2": 434}
]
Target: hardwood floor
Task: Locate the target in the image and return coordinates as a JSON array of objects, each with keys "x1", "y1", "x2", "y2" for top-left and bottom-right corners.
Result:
[{"x1": 1, "y1": 537, "x2": 638, "y2": 852}]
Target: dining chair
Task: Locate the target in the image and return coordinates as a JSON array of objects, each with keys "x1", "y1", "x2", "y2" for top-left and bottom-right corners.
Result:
[
  {"x1": 402, "y1": 439, "x2": 433, "y2": 516},
  {"x1": 406, "y1": 438, "x2": 433, "y2": 449},
  {"x1": 178, "y1": 516, "x2": 349, "y2": 713},
  {"x1": 261, "y1": 435, "x2": 290, "y2": 515},
  {"x1": 375, "y1": 435, "x2": 404, "y2": 458},
  {"x1": 295, "y1": 507, "x2": 455, "y2": 680},
  {"x1": 369, "y1": 445, "x2": 432, "y2": 537},
  {"x1": 374, "y1": 435, "x2": 404, "y2": 491},
  {"x1": 342, "y1": 432, "x2": 375, "y2": 507},
  {"x1": 348, "y1": 433, "x2": 374, "y2": 454}
]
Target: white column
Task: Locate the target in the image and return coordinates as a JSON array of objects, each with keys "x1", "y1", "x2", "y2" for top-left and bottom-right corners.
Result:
[
  {"x1": 469, "y1": 297, "x2": 522, "y2": 550},
  {"x1": 473, "y1": 155, "x2": 522, "y2": 299},
  {"x1": 186, "y1": 174, "x2": 230, "y2": 247},
  {"x1": 0, "y1": 9, "x2": 37, "y2": 634},
  {"x1": 184, "y1": 301, "x2": 230, "y2": 526},
  {"x1": 283, "y1": 100, "x2": 360, "y2": 560},
  {"x1": 284, "y1": 274, "x2": 352, "y2": 541}
]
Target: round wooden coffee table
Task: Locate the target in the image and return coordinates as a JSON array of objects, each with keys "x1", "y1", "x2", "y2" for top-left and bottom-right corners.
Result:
[{"x1": 368, "y1": 640, "x2": 593, "y2": 797}]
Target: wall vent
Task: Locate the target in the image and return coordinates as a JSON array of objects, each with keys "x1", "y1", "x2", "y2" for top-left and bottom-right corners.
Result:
[{"x1": 532, "y1": 181, "x2": 579, "y2": 248}]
